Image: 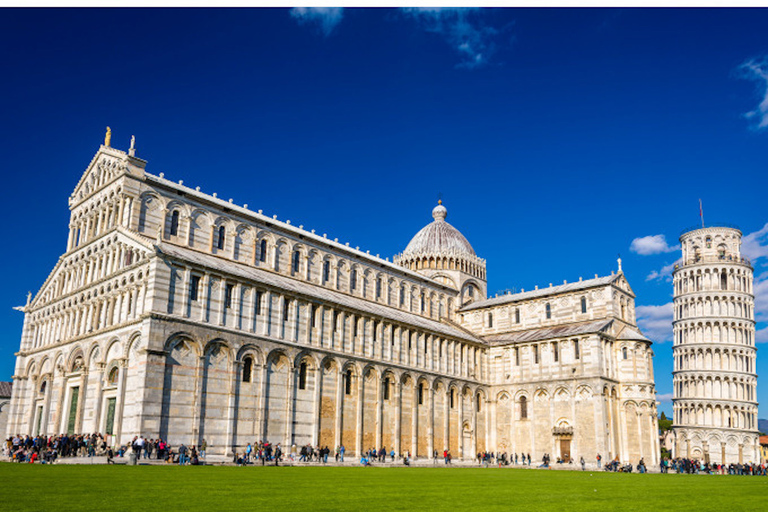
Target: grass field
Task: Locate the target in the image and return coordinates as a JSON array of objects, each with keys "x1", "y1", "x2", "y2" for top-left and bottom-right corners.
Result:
[{"x1": 1, "y1": 464, "x2": 765, "y2": 511}]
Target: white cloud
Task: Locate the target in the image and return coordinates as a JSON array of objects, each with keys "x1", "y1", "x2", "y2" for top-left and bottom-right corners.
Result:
[
  {"x1": 738, "y1": 57, "x2": 768, "y2": 130},
  {"x1": 636, "y1": 302, "x2": 674, "y2": 343},
  {"x1": 290, "y1": 7, "x2": 344, "y2": 37},
  {"x1": 646, "y1": 261, "x2": 679, "y2": 282},
  {"x1": 741, "y1": 222, "x2": 768, "y2": 262},
  {"x1": 656, "y1": 393, "x2": 674, "y2": 403},
  {"x1": 630, "y1": 234, "x2": 679, "y2": 255},
  {"x1": 401, "y1": 8, "x2": 503, "y2": 69}
]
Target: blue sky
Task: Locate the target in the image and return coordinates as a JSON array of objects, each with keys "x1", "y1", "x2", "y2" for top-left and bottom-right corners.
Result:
[{"x1": 1, "y1": 7, "x2": 767, "y2": 419}]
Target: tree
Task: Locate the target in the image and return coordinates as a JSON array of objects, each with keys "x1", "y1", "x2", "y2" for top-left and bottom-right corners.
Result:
[{"x1": 658, "y1": 412, "x2": 672, "y2": 433}]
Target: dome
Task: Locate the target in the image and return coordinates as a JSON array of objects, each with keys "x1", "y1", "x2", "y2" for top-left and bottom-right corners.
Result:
[{"x1": 402, "y1": 201, "x2": 476, "y2": 257}]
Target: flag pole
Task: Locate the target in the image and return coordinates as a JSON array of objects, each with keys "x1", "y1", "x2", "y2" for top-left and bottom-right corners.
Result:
[{"x1": 699, "y1": 199, "x2": 704, "y2": 228}]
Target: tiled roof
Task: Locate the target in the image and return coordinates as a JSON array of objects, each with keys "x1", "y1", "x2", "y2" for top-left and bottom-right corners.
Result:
[
  {"x1": 617, "y1": 325, "x2": 652, "y2": 342},
  {"x1": 156, "y1": 242, "x2": 485, "y2": 345},
  {"x1": 460, "y1": 274, "x2": 621, "y2": 312},
  {"x1": 0, "y1": 381, "x2": 12, "y2": 398},
  {"x1": 483, "y1": 319, "x2": 614, "y2": 346}
]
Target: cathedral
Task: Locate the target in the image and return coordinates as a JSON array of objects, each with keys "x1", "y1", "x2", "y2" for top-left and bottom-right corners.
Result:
[{"x1": 5, "y1": 134, "x2": 659, "y2": 465}]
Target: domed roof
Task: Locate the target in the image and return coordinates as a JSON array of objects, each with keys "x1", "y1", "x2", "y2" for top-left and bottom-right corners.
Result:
[{"x1": 402, "y1": 201, "x2": 476, "y2": 257}]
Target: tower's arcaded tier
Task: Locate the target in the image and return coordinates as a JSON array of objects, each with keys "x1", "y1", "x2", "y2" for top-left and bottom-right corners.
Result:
[{"x1": 671, "y1": 226, "x2": 759, "y2": 464}]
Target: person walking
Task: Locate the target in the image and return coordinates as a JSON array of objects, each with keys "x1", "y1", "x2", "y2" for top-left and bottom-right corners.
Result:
[
  {"x1": 340, "y1": 444, "x2": 345, "y2": 462},
  {"x1": 580, "y1": 456, "x2": 586, "y2": 471}
]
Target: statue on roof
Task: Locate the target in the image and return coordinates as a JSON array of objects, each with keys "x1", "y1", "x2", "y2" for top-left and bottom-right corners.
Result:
[{"x1": 104, "y1": 126, "x2": 111, "y2": 147}]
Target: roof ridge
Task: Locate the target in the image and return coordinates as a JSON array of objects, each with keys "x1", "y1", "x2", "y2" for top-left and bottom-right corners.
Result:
[{"x1": 460, "y1": 273, "x2": 620, "y2": 312}]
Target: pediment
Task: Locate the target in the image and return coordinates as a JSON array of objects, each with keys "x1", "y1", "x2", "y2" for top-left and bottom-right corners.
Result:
[
  {"x1": 69, "y1": 146, "x2": 146, "y2": 207},
  {"x1": 29, "y1": 228, "x2": 154, "y2": 310},
  {"x1": 613, "y1": 274, "x2": 635, "y2": 297}
]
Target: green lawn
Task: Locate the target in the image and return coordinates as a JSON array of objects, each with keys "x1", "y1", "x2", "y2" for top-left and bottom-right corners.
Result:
[{"x1": 0, "y1": 463, "x2": 765, "y2": 511}]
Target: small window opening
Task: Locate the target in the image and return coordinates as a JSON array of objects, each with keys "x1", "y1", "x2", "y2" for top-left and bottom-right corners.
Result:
[
  {"x1": 242, "y1": 357, "x2": 253, "y2": 383},
  {"x1": 190, "y1": 275, "x2": 200, "y2": 301},
  {"x1": 345, "y1": 369, "x2": 352, "y2": 395},
  {"x1": 217, "y1": 226, "x2": 226, "y2": 250},
  {"x1": 299, "y1": 362, "x2": 307, "y2": 390},
  {"x1": 259, "y1": 239, "x2": 267, "y2": 262},
  {"x1": 170, "y1": 211, "x2": 180, "y2": 236}
]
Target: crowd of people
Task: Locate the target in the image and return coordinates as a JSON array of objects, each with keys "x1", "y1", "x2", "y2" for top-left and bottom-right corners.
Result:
[
  {"x1": 4, "y1": 433, "x2": 109, "y2": 463},
  {"x1": 660, "y1": 458, "x2": 767, "y2": 476},
  {"x1": 3, "y1": 433, "x2": 209, "y2": 466},
  {"x1": 5, "y1": 433, "x2": 768, "y2": 475}
]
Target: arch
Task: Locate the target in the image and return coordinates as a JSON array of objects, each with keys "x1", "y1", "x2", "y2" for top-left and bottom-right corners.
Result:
[
  {"x1": 163, "y1": 332, "x2": 201, "y2": 357},
  {"x1": 66, "y1": 345, "x2": 86, "y2": 373}
]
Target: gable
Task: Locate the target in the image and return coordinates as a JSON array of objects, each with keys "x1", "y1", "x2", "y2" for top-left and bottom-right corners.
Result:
[
  {"x1": 613, "y1": 274, "x2": 635, "y2": 298},
  {"x1": 29, "y1": 228, "x2": 154, "y2": 310},
  {"x1": 69, "y1": 146, "x2": 146, "y2": 207}
]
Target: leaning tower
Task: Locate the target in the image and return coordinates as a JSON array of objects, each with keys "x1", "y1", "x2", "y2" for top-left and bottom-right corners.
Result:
[{"x1": 672, "y1": 227, "x2": 759, "y2": 464}]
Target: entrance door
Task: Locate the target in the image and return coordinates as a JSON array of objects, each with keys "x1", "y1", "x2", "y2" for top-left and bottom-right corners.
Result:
[
  {"x1": 105, "y1": 398, "x2": 117, "y2": 435},
  {"x1": 35, "y1": 405, "x2": 43, "y2": 436},
  {"x1": 67, "y1": 387, "x2": 79, "y2": 435},
  {"x1": 559, "y1": 439, "x2": 571, "y2": 462}
]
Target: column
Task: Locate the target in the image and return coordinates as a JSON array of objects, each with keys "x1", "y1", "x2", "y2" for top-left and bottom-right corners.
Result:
[
  {"x1": 258, "y1": 363, "x2": 268, "y2": 440},
  {"x1": 427, "y1": 385, "x2": 434, "y2": 460},
  {"x1": 285, "y1": 363, "x2": 295, "y2": 448},
  {"x1": 75, "y1": 369, "x2": 88, "y2": 433},
  {"x1": 411, "y1": 382, "x2": 417, "y2": 458},
  {"x1": 394, "y1": 380, "x2": 402, "y2": 456},
  {"x1": 191, "y1": 355, "x2": 205, "y2": 445},
  {"x1": 312, "y1": 365, "x2": 322, "y2": 445},
  {"x1": 444, "y1": 389, "x2": 449, "y2": 453},
  {"x1": 356, "y1": 372, "x2": 364, "y2": 456},
  {"x1": 334, "y1": 368, "x2": 343, "y2": 450},
  {"x1": 375, "y1": 375, "x2": 383, "y2": 449},
  {"x1": 227, "y1": 360, "x2": 241, "y2": 455},
  {"x1": 112, "y1": 359, "x2": 128, "y2": 445},
  {"x1": 92, "y1": 363, "x2": 106, "y2": 434}
]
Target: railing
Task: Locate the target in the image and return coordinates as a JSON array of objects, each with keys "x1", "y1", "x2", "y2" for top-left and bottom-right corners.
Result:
[
  {"x1": 675, "y1": 255, "x2": 751, "y2": 270},
  {"x1": 679, "y1": 223, "x2": 741, "y2": 237}
]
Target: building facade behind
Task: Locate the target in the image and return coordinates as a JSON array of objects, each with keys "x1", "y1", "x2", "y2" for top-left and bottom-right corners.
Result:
[
  {"x1": 5, "y1": 138, "x2": 659, "y2": 465},
  {"x1": 672, "y1": 227, "x2": 760, "y2": 463}
]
